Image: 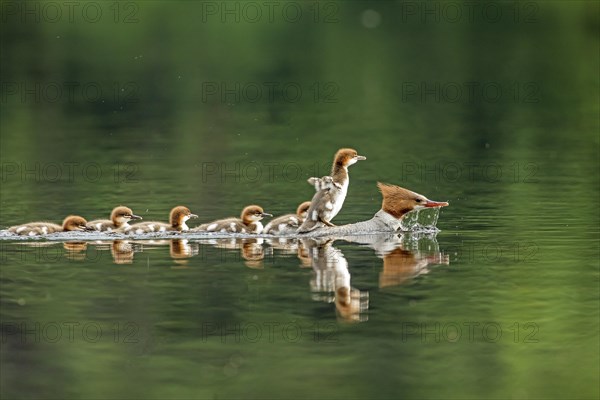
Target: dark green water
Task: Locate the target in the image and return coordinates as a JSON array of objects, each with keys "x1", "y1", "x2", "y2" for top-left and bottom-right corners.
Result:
[{"x1": 1, "y1": 1, "x2": 598, "y2": 399}]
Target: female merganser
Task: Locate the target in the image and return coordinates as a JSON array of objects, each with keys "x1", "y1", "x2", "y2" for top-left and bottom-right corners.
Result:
[
  {"x1": 307, "y1": 182, "x2": 449, "y2": 236},
  {"x1": 299, "y1": 148, "x2": 366, "y2": 233},
  {"x1": 87, "y1": 206, "x2": 142, "y2": 231},
  {"x1": 263, "y1": 201, "x2": 311, "y2": 234},
  {"x1": 193, "y1": 205, "x2": 272, "y2": 234},
  {"x1": 8, "y1": 215, "x2": 90, "y2": 236},
  {"x1": 122, "y1": 206, "x2": 198, "y2": 234}
]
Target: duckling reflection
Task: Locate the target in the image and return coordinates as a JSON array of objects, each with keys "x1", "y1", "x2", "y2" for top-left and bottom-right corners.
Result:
[
  {"x1": 169, "y1": 239, "x2": 200, "y2": 267},
  {"x1": 14, "y1": 241, "x2": 87, "y2": 263},
  {"x1": 265, "y1": 237, "x2": 301, "y2": 256},
  {"x1": 297, "y1": 241, "x2": 312, "y2": 268},
  {"x1": 263, "y1": 238, "x2": 312, "y2": 267},
  {"x1": 302, "y1": 238, "x2": 369, "y2": 323},
  {"x1": 170, "y1": 239, "x2": 199, "y2": 259},
  {"x1": 336, "y1": 233, "x2": 449, "y2": 288},
  {"x1": 242, "y1": 239, "x2": 265, "y2": 269},
  {"x1": 62, "y1": 242, "x2": 88, "y2": 261},
  {"x1": 197, "y1": 238, "x2": 265, "y2": 269},
  {"x1": 111, "y1": 240, "x2": 135, "y2": 264}
]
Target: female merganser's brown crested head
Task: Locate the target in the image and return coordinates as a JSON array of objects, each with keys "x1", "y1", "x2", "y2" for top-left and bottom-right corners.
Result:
[
  {"x1": 296, "y1": 201, "x2": 312, "y2": 220},
  {"x1": 378, "y1": 182, "x2": 449, "y2": 219},
  {"x1": 169, "y1": 206, "x2": 198, "y2": 229},
  {"x1": 333, "y1": 148, "x2": 367, "y2": 168},
  {"x1": 62, "y1": 215, "x2": 91, "y2": 231},
  {"x1": 111, "y1": 206, "x2": 142, "y2": 227},
  {"x1": 241, "y1": 205, "x2": 272, "y2": 224}
]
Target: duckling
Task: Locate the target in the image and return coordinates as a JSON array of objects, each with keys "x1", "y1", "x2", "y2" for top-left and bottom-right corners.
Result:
[
  {"x1": 122, "y1": 206, "x2": 197, "y2": 234},
  {"x1": 263, "y1": 201, "x2": 311, "y2": 234},
  {"x1": 9, "y1": 215, "x2": 90, "y2": 236},
  {"x1": 193, "y1": 205, "x2": 272, "y2": 234},
  {"x1": 87, "y1": 206, "x2": 142, "y2": 231},
  {"x1": 299, "y1": 148, "x2": 366, "y2": 233}
]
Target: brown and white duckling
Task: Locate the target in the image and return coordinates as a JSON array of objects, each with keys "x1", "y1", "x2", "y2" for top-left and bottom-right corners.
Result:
[
  {"x1": 299, "y1": 148, "x2": 366, "y2": 233},
  {"x1": 263, "y1": 201, "x2": 311, "y2": 234},
  {"x1": 193, "y1": 205, "x2": 272, "y2": 234},
  {"x1": 122, "y1": 206, "x2": 198, "y2": 234},
  {"x1": 9, "y1": 215, "x2": 90, "y2": 236},
  {"x1": 87, "y1": 206, "x2": 142, "y2": 232}
]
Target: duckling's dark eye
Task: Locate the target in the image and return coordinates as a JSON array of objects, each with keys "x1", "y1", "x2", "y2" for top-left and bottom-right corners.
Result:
[{"x1": 415, "y1": 198, "x2": 422, "y2": 203}]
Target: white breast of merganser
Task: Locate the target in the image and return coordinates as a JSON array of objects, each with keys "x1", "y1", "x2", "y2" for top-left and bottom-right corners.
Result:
[
  {"x1": 241, "y1": 206, "x2": 271, "y2": 234},
  {"x1": 329, "y1": 148, "x2": 366, "y2": 221},
  {"x1": 248, "y1": 221, "x2": 263, "y2": 234},
  {"x1": 330, "y1": 174, "x2": 349, "y2": 220}
]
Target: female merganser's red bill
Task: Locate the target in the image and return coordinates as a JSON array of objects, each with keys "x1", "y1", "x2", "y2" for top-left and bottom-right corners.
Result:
[
  {"x1": 122, "y1": 206, "x2": 198, "y2": 234},
  {"x1": 264, "y1": 201, "x2": 311, "y2": 234},
  {"x1": 424, "y1": 200, "x2": 450, "y2": 208},
  {"x1": 8, "y1": 215, "x2": 91, "y2": 236},
  {"x1": 298, "y1": 148, "x2": 366, "y2": 233},
  {"x1": 87, "y1": 206, "x2": 142, "y2": 231},
  {"x1": 193, "y1": 205, "x2": 272, "y2": 234}
]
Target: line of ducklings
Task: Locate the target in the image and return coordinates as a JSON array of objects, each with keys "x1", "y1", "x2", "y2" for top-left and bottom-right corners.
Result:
[
  {"x1": 8, "y1": 148, "x2": 365, "y2": 237},
  {"x1": 7, "y1": 179, "x2": 333, "y2": 237}
]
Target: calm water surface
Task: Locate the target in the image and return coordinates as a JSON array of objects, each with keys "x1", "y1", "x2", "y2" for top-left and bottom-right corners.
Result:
[{"x1": 1, "y1": 2, "x2": 598, "y2": 399}]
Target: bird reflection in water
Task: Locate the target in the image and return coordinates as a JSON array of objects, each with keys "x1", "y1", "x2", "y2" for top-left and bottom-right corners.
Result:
[
  {"x1": 266, "y1": 237, "x2": 312, "y2": 267},
  {"x1": 302, "y1": 238, "x2": 369, "y2": 323},
  {"x1": 111, "y1": 240, "x2": 135, "y2": 264},
  {"x1": 198, "y1": 238, "x2": 265, "y2": 269},
  {"x1": 170, "y1": 239, "x2": 199, "y2": 267},
  {"x1": 338, "y1": 233, "x2": 449, "y2": 288},
  {"x1": 62, "y1": 242, "x2": 88, "y2": 261}
]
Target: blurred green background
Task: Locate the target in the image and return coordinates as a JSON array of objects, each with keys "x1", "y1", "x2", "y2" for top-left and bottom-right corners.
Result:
[{"x1": 1, "y1": 1, "x2": 598, "y2": 399}]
